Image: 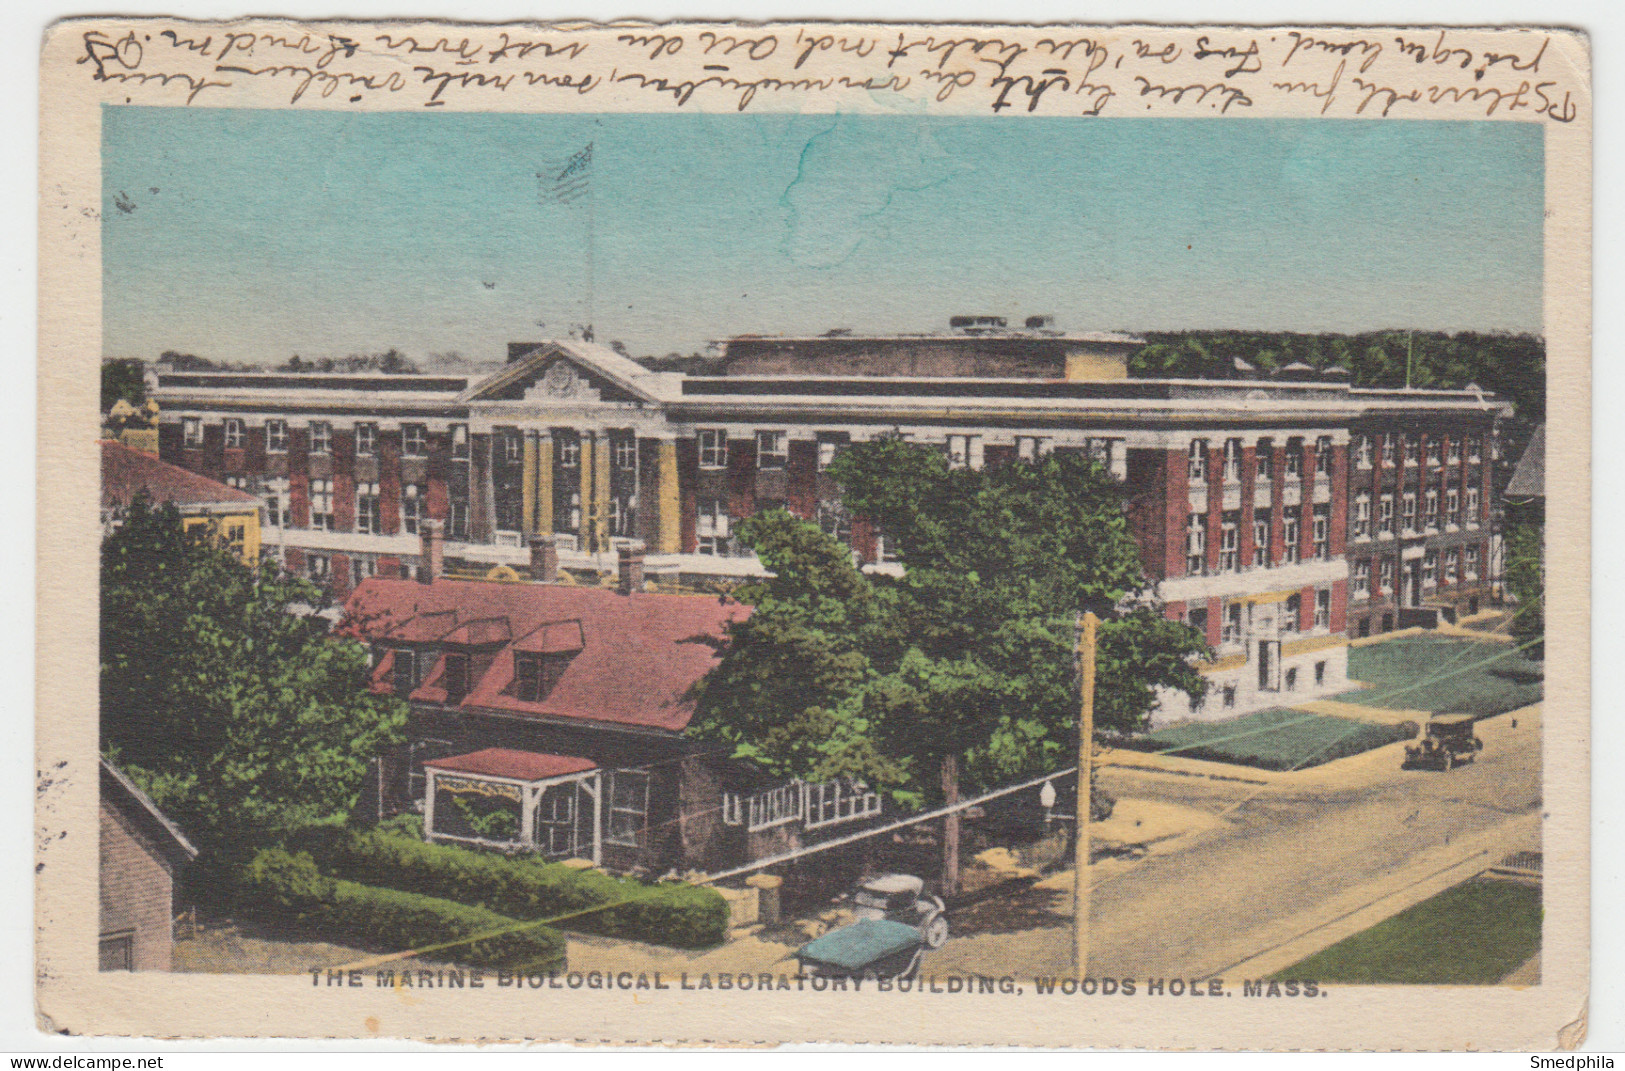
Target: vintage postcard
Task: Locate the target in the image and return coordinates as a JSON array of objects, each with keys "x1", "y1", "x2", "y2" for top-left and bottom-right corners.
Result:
[{"x1": 36, "y1": 17, "x2": 1590, "y2": 1048}]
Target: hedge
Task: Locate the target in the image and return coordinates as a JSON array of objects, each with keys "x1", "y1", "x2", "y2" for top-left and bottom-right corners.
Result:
[
  {"x1": 239, "y1": 849, "x2": 565, "y2": 971},
  {"x1": 288, "y1": 827, "x2": 729, "y2": 949}
]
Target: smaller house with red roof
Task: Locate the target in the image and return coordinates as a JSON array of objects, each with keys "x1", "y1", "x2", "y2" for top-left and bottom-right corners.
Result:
[
  {"x1": 344, "y1": 538, "x2": 887, "y2": 874},
  {"x1": 102, "y1": 439, "x2": 263, "y2": 565}
]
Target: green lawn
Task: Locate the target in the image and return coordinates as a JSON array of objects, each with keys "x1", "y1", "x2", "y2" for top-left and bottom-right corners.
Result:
[
  {"x1": 1130, "y1": 708, "x2": 1411, "y2": 771},
  {"x1": 1270, "y1": 877, "x2": 1541, "y2": 985},
  {"x1": 1338, "y1": 635, "x2": 1543, "y2": 717}
]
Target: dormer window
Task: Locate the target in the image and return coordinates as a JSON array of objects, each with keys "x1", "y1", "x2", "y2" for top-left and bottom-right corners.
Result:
[
  {"x1": 443, "y1": 653, "x2": 470, "y2": 702},
  {"x1": 391, "y1": 648, "x2": 417, "y2": 696},
  {"x1": 514, "y1": 652, "x2": 570, "y2": 703}
]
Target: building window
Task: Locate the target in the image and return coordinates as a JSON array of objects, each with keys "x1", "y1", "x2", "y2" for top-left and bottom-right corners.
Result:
[
  {"x1": 817, "y1": 439, "x2": 842, "y2": 471},
  {"x1": 1315, "y1": 436, "x2": 1333, "y2": 476},
  {"x1": 356, "y1": 481, "x2": 380, "y2": 534},
  {"x1": 1185, "y1": 513, "x2": 1206, "y2": 576},
  {"x1": 442, "y1": 653, "x2": 470, "y2": 703},
  {"x1": 225, "y1": 474, "x2": 247, "y2": 490},
  {"x1": 697, "y1": 429, "x2": 729, "y2": 469},
  {"x1": 1223, "y1": 684, "x2": 1236, "y2": 709},
  {"x1": 1443, "y1": 548, "x2": 1459, "y2": 585},
  {"x1": 1188, "y1": 440, "x2": 1207, "y2": 481},
  {"x1": 613, "y1": 436, "x2": 638, "y2": 470},
  {"x1": 266, "y1": 419, "x2": 288, "y2": 454},
  {"x1": 1427, "y1": 438, "x2": 1442, "y2": 468},
  {"x1": 567, "y1": 490, "x2": 581, "y2": 532},
  {"x1": 1285, "y1": 439, "x2": 1303, "y2": 478},
  {"x1": 1017, "y1": 436, "x2": 1052, "y2": 461},
  {"x1": 1353, "y1": 494, "x2": 1371, "y2": 540},
  {"x1": 606, "y1": 770, "x2": 650, "y2": 848},
  {"x1": 1381, "y1": 433, "x2": 1396, "y2": 466},
  {"x1": 1466, "y1": 435, "x2": 1482, "y2": 464},
  {"x1": 182, "y1": 417, "x2": 203, "y2": 447},
  {"x1": 356, "y1": 422, "x2": 377, "y2": 456},
  {"x1": 1253, "y1": 509, "x2": 1270, "y2": 567},
  {"x1": 1404, "y1": 436, "x2": 1419, "y2": 466},
  {"x1": 1402, "y1": 492, "x2": 1417, "y2": 533},
  {"x1": 697, "y1": 497, "x2": 731, "y2": 555},
  {"x1": 1222, "y1": 602, "x2": 1243, "y2": 646},
  {"x1": 1312, "y1": 505, "x2": 1330, "y2": 561},
  {"x1": 501, "y1": 430, "x2": 522, "y2": 463},
  {"x1": 514, "y1": 652, "x2": 569, "y2": 702},
  {"x1": 558, "y1": 435, "x2": 580, "y2": 469},
  {"x1": 1465, "y1": 485, "x2": 1480, "y2": 520},
  {"x1": 1446, "y1": 487, "x2": 1460, "y2": 525},
  {"x1": 1354, "y1": 560, "x2": 1371, "y2": 599},
  {"x1": 403, "y1": 483, "x2": 424, "y2": 535},
  {"x1": 1256, "y1": 441, "x2": 1273, "y2": 482},
  {"x1": 310, "y1": 478, "x2": 333, "y2": 531},
  {"x1": 1315, "y1": 660, "x2": 1326, "y2": 687},
  {"x1": 404, "y1": 424, "x2": 429, "y2": 458},
  {"x1": 1355, "y1": 436, "x2": 1373, "y2": 469},
  {"x1": 310, "y1": 422, "x2": 332, "y2": 455},
  {"x1": 224, "y1": 523, "x2": 247, "y2": 556},
  {"x1": 307, "y1": 552, "x2": 331, "y2": 581},
  {"x1": 1423, "y1": 549, "x2": 1439, "y2": 587},
  {"x1": 1187, "y1": 605, "x2": 1208, "y2": 635},
  {"x1": 99, "y1": 932, "x2": 135, "y2": 972},
  {"x1": 1219, "y1": 511, "x2": 1240, "y2": 572},
  {"x1": 816, "y1": 502, "x2": 851, "y2": 545},
  {"x1": 1447, "y1": 437, "x2": 1461, "y2": 464},
  {"x1": 1423, "y1": 489, "x2": 1439, "y2": 531},
  {"x1": 1282, "y1": 511, "x2": 1300, "y2": 564},
  {"x1": 1314, "y1": 589, "x2": 1330, "y2": 630},
  {"x1": 448, "y1": 501, "x2": 468, "y2": 541},
  {"x1": 755, "y1": 430, "x2": 787, "y2": 470},
  {"x1": 352, "y1": 555, "x2": 375, "y2": 587},
  {"x1": 223, "y1": 418, "x2": 244, "y2": 449},
  {"x1": 1222, "y1": 439, "x2": 1242, "y2": 483},
  {"x1": 263, "y1": 477, "x2": 287, "y2": 528},
  {"x1": 1380, "y1": 493, "x2": 1396, "y2": 535},
  {"x1": 1283, "y1": 593, "x2": 1301, "y2": 634},
  {"x1": 1379, "y1": 557, "x2": 1395, "y2": 596},
  {"x1": 451, "y1": 424, "x2": 469, "y2": 460},
  {"x1": 608, "y1": 495, "x2": 634, "y2": 537},
  {"x1": 1285, "y1": 667, "x2": 1298, "y2": 691},
  {"x1": 946, "y1": 434, "x2": 982, "y2": 470},
  {"x1": 1465, "y1": 545, "x2": 1480, "y2": 580}
]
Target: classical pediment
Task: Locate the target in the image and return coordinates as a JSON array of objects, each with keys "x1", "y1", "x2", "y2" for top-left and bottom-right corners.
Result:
[{"x1": 461, "y1": 341, "x2": 676, "y2": 405}]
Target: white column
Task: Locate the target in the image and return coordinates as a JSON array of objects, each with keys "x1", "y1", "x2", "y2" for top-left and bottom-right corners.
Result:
[
  {"x1": 423, "y1": 768, "x2": 437, "y2": 842},
  {"x1": 521, "y1": 784, "x2": 537, "y2": 848},
  {"x1": 590, "y1": 773, "x2": 603, "y2": 867}
]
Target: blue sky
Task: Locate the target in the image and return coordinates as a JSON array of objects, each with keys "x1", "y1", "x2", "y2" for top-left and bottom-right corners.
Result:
[{"x1": 102, "y1": 109, "x2": 1543, "y2": 365}]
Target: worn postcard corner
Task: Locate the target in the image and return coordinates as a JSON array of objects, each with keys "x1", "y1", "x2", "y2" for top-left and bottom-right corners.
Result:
[{"x1": 36, "y1": 14, "x2": 1589, "y2": 1049}]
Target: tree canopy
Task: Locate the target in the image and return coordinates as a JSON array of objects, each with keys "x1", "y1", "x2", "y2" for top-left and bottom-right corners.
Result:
[
  {"x1": 689, "y1": 440, "x2": 1208, "y2": 805},
  {"x1": 101, "y1": 498, "x2": 407, "y2": 859}
]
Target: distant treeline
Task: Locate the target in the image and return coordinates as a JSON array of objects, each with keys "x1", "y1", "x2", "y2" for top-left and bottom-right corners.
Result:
[{"x1": 1131, "y1": 331, "x2": 1545, "y2": 422}]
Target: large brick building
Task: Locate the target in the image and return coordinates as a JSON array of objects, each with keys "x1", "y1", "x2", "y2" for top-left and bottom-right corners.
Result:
[{"x1": 146, "y1": 321, "x2": 1514, "y2": 723}]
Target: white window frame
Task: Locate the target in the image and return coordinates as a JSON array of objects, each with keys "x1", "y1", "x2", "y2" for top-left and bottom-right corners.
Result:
[
  {"x1": 224, "y1": 418, "x2": 244, "y2": 449},
  {"x1": 309, "y1": 477, "x2": 333, "y2": 531},
  {"x1": 1355, "y1": 436, "x2": 1373, "y2": 469},
  {"x1": 1354, "y1": 560, "x2": 1371, "y2": 599},
  {"x1": 1447, "y1": 437, "x2": 1461, "y2": 464},
  {"x1": 1315, "y1": 436, "x2": 1333, "y2": 476},
  {"x1": 946, "y1": 434, "x2": 982, "y2": 470},
  {"x1": 1402, "y1": 492, "x2": 1418, "y2": 533},
  {"x1": 402, "y1": 482, "x2": 425, "y2": 536},
  {"x1": 403, "y1": 424, "x2": 429, "y2": 458},
  {"x1": 1218, "y1": 512, "x2": 1239, "y2": 573},
  {"x1": 1314, "y1": 589, "x2": 1330, "y2": 630},
  {"x1": 1446, "y1": 487, "x2": 1460, "y2": 524},
  {"x1": 613, "y1": 437, "x2": 638, "y2": 471},
  {"x1": 1222, "y1": 439, "x2": 1243, "y2": 483},
  {"x1": 1380, "y1": 494, "x2": 1396, "y2": 535},
  {"x1": 1282, "y1": 513, "x2": 1301, "y2": 564},
  {"x1": 1185, "y1": 513, "x2": 1206, "y2": 576},
  {"x1": 755, "y1": 430, "x2": 787, "y2": 470},
  {"x1": 266, "y1": 419, "x2": 288, "y2": 454},
  {"x1": 1423, "y1": 549, "x2": 1439, "y2": 587},
  {"x1": 307, "y1": 552, "x2": 330, "y2": 580},
  {"x1": 1353, "y1": 494, "x2": 1371, "y2": 540},
  {"x1": 1423, "y1": 489, "x2": 1439, "y2": 531},
  {"x1": 817, "y1": 440, "x2": 840, "y2": 471},
  {"x1": 1252, "y1": 510, "x2": 1269, "y2": 567},
  {"x1": 1382, "y1": 434, "x2": 1396, "y2": 466},
  {"x1": 1443, "y1": 548, "x2": 1459, "y2": 585},
  {"x1": 1016, "y1": 436, "x2": 1052, "y2": 462},
  {"x1": 697, "y1": 429, "x2": 729, "y2": 470},
  {"x1": 1285, "y1": 440, "x2": 1304, "y2": 478},
  {"x1": 310, "y1": 421, "x2": 332, "y2": 455},
  {"x1": 1222, "y1": 603, "x2": 1243, "y2": 647},
  {"x1": 356, "y1": 422, "x2": 377, "y2": 457},
  {"x1": 263, "y1": 476, "x2": 288, "y2": 529},
  {"x1": 697, "y1": 497, "x2": 730, "y2": 555},
  {"x1": 182, "y1": 417, "x2": 203, "y2": 447},
  {"x1": 1379, "y1": 557, "x2": 1395, "y2": 596},
  {"x1": 502, "y1": 430, "x2": 522, "y2": 464},
  {"x1": 1465, "y1": 545, "x2": 1480, "y2": 580},
  {"x1": 558, "y1": 436, "x2": 580, "y2": 469},
  {"x1": 1312, "y1": 505, "x2": 1330, "y2": 561},
  {"x1": 605, "y1": 769, "x2": 650, "y2": 848},
  {"x1": 451, "y1": 423, "x2": 469, "y2": 460},
  {"x1": 1188, "y1": 440, "x2": 1208, "y2": 482},
  {"x1": 356, "y1": 481, "x2": 381, "y2": 535},
  {"x1": 1255, "y1": 441, "x2": 1273, "y2": 482},
  {"x1": 1465, "y1": 485, "x2": 1480, "y2": 521}
]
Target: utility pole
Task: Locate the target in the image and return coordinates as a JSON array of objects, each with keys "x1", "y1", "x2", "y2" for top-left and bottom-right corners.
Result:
[{"x1": 1074, "y1": 611, "x2": 1099, "y2": 981}]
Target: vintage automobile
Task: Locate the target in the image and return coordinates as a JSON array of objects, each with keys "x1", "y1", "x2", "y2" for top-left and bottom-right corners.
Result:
[
  {"x1": 795, "y1": 918, "x2": 928, "y2": 982},
  {"x1": 1403, "y1": 713, "x2": 1484, "y2": 770},
  {"x1": 851, "y1": 873, "x2": 950, "y2": 949}
]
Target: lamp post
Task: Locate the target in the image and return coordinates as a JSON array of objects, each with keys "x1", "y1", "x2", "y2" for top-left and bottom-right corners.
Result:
[{"x1": 1074, "y1": 611, "x2": 1099, "y2": 982}]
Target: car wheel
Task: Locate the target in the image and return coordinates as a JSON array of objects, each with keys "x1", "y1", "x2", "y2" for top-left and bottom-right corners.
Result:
[{"x1": 922, "y1": 913, "x2": 950, "y2": 949}]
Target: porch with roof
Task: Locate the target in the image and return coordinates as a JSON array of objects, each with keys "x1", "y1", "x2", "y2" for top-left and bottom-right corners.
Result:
[{"x1": 423, "y1": 747, "x2": 603, "y2": 864}]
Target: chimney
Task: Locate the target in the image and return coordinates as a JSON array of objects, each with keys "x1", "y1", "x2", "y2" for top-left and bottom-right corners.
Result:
[
  {"x1": 529, "y1": 534, "x2": 558, "y2": 583},
  {"x1": 617, "y1": 542, "x2": 646, "y2": 596},
  {"x1": 416, "y1": 519, "x2": 445, "y2": 584}
]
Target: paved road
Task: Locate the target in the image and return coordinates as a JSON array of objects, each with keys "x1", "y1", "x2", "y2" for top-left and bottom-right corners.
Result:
[{"x1": 930, "y1": 706, "x2": 1541, "y2": 979}]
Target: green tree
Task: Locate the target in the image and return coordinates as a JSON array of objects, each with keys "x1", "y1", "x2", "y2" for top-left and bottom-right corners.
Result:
[
  {"x1": 100, "y1": 498, "x2": 408, "y2": 859},
  {"x1": 691, "y1": 440, "x2": 1209, "y2": 804},
  {"x1": 101, "y1": 359, "x2": 146, "y2": 412},
  {"x1": 1504, "y1": 521, "x2": 1544, "y2": 658}
]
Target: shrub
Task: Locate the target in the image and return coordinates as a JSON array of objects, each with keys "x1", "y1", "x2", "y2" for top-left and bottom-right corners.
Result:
[
  {"x1": 238, "y1": 849, "x2": 564, "y2": 971},
  {"x1": 289, "y1": 828, "x2": 729, "y2": 949}
]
